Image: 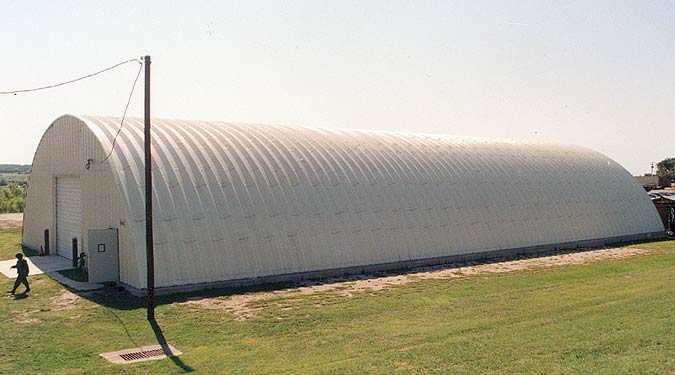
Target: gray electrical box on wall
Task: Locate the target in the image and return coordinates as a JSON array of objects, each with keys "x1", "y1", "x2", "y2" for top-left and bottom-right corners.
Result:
[{"x1": 87, "y1": 229, "x2": 119, "y2": 283}]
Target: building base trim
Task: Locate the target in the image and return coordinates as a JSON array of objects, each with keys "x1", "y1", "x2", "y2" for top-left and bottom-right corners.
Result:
[{"x1": 123, "y1": 231, "x2": 667, "y2": 297}]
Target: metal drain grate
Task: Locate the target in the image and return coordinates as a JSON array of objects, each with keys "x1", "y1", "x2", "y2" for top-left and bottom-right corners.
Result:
[
  {"x1": 119, "y1": 348, "x2": 167, "y2": 361},
  {"x1": 100, "y1": 344, "x2": 182, "y2": 364}
]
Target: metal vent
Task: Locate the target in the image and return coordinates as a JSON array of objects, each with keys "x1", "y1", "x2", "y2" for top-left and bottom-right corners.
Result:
[
  {"x1": 100, "y1": 344, "x2": 182, "y2": 364},
  {"x1": 119, "y1": 348, "x2": 167, "y2": 361}
]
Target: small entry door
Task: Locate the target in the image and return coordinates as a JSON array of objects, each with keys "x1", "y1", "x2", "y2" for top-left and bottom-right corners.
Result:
[{"x1": 88, "y1": 229, "x2": 119, "y2": 283}]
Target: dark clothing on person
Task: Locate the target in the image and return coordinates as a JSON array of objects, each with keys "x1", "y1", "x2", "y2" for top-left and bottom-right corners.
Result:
[
  {"x1": 14, "y1": 258, "x2": 28, "y2": 276},
  {"x1": 11, "y1": 275, "x2": 29, "y2": 294},
  {"x1": 10, "y1": 258, "x2": 30, "y2": 294}
]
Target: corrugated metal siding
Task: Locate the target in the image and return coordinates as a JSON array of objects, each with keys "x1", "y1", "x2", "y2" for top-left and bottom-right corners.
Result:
[
  {"x1": 22, "y1": 127, "x2": 54, "y2": 253},
  {"x1": 79, "y1": 117, "x2": 136, "y2": 287},
  {"x1": 77, "y1": 116, "x2": 662, "y2": 289},
  {"x1": 23, "y1": 115, "x2": 131, "y2": 285},
  {"x1": 25, "y1": 115, "x2": 664, "y2": 289}
]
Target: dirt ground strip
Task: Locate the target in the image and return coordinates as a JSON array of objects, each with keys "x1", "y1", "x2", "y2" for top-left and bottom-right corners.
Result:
[
  {"x1": 50, "y1": 290, "x2": 83, "y2": 311},
  {"x1": 181, "y1": 246, "x2": 648, "y2": 320},
  {"x1": 0, "y1": 213, "x2": 22, "y2": 230},
  {"x1": 10, "y1": 291, "x2": 88, "y2": 324}
]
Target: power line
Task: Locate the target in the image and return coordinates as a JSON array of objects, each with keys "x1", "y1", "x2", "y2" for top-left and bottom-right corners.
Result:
[
  {"x1": 0, "y1": 59, "x2": 142, "y2": 95},
  {"x1": 100, "y1": 60, "x2": 144, "y2": 163},
  {"x1": 0, "y1": 57, "x2": 145, "y2": 165}
]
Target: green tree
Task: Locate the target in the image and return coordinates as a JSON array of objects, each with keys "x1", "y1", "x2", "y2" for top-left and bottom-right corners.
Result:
[
  {"x1": 0, "y1": 183, "x2": 26, "y2": 213},
  {"x1": 657, "y1": 158, "x2": 675, "y2": 184}
]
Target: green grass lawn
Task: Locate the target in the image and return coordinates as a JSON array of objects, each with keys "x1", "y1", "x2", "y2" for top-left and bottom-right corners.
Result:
[
  {"x1": 0, "y1": 228, "x2": 23, "y2": 260},
  {"x1": 0, "y1": 227, "x2": 674, "y2": 374}
]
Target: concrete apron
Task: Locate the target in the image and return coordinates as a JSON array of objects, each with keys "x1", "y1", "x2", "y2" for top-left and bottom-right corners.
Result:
[{"x1": 0, "y1": 255, "x2": 102, "y2": 292}]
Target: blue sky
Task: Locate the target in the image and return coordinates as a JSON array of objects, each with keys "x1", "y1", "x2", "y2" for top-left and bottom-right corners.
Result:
[{"x1": 2, "y1": 1, "x2": 673, "y2": 174}]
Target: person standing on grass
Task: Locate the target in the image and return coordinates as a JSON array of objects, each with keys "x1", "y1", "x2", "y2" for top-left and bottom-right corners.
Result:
[{"x1": 8, "y1": 253, "x2": 30, "y2": 295}]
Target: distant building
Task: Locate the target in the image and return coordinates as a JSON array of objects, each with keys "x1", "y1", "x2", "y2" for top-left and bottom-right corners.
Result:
[
  {"x1": 650, "y1": 195, "x2": 675, "y2": 232},
  {"x1": 635, "y1": 175, "x2": 669, "y2": 191}
]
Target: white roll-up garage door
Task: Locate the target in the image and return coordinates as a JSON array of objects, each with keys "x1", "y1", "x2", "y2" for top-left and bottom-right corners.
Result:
[{"x1": 56, "y1": 177, "x2": 81, "y2": 260}]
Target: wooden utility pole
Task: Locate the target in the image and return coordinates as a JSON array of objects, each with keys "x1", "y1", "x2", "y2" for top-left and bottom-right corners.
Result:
[{"x1": 144, "y1": 55, "x2": 155, "y2": 320}]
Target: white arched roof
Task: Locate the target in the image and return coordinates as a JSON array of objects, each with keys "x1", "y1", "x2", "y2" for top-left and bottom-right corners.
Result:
[{"x1": 75, "y1": 115, "x2": 661, "y2": 287}]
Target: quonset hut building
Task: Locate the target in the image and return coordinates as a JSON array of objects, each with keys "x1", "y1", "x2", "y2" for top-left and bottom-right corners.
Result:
[{"x1": 22, "y1": 115, "x2": 664, "y2": 294}]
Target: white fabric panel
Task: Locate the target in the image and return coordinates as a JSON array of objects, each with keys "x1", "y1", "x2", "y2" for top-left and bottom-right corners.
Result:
[
  {"x1": 55, "y1": 115, "x2": 665, "y2": 289},
  {"x1": 56, "y1": 177, "x2": 81, "y2": 260}
]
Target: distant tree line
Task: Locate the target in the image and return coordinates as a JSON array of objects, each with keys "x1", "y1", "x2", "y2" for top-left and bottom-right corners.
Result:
[
  {"x1": 0, "y1": 164, "x2": 31, "y2": 174},
  {"x1": 0, "y1": 183, "x2": 25, "y2": 213}
]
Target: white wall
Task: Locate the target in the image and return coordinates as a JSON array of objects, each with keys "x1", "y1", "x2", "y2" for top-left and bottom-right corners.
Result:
[{"x1": 23, "y1": 116, "x2": 134, "y2": 286}]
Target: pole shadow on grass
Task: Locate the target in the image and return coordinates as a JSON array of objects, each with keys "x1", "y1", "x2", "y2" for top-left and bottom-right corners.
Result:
[
  {"x1": 102, "y1": 307, "x2": 139, "y2": 347},
  {"x1": 149, "y1": 317, "x2": 194, "y2": 373}
]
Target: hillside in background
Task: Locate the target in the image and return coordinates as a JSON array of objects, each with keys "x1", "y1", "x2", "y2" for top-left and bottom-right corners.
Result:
[{"x1": 0, "y1": 164, "x2": 31, "y2": 174}]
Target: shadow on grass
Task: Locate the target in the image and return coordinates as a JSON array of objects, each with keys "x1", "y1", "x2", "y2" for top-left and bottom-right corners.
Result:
[
  {"x1": 21, "y1": 244, "x2": 38, "y2": 257},
  {"x1": 57, "y1": 268, "x2": 88, "y2": 282},
  {"x1": 11, "y1": 292, "x2": 28, "y2": 300},
  {"x1": 149, "y1": 318, "x2": 194, "y2": 373},
  {"x1": 82, "y1": 281, "x2": 296, "y2": 311},
  {"x1": 622, "y1": 237, "x2": 675, "y2": 247},
  {"x1": 71, "y1": 237, "x2": 675, "y2": 312}
]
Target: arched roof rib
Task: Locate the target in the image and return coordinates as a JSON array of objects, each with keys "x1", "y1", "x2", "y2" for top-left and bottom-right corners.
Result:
[{"x1": 73, "y1": 115, "x2": 663, "y2": 287}]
